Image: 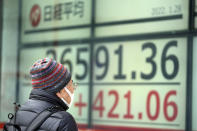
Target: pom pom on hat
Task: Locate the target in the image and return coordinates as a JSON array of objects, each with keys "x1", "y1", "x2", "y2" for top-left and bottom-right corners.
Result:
[{"x1": 30, "y1": 58, "x2": 71, "y2": 93}]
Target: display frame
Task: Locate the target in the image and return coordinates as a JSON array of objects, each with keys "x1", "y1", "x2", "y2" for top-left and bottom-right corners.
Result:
[{"x1": 15, "y1": 0, "x2": 195, "y2": 131}]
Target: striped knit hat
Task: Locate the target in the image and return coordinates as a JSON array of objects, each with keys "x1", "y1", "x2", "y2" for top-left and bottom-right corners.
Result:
[{"x1": 30, "y1": 58, "x2": 71, "y2": 93}]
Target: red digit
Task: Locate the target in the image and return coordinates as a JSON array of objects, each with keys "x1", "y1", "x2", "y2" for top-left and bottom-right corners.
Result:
[
  {"x1": 107, "y1": 90, "x2": 119, "y2": 118},
  {"x1": 163, "y1": 90, "x2": 177, "y2": 121},
  {"x1": 146, "y1": 90, "x2": 160, "y2": 120},
  {"x1": 93, "y1": 91, "x2": 105, "y2": 117},
  {"x1": 123, "y1": 91, "x2": 134, "y2": 119}
]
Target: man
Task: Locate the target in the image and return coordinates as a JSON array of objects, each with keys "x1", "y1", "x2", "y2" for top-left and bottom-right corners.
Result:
[{"x1": 15, "y1": 58, "x2": 78, "y2": 131}]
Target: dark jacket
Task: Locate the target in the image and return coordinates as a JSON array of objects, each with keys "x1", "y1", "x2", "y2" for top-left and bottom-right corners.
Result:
[{"x1": 15, "y1": 89, "x2": 78, "y2": 131}]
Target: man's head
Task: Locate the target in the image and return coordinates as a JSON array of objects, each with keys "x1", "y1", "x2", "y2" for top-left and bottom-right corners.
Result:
[{"x1": 30, "y1": 58, "x2": 76, "y2": 107}]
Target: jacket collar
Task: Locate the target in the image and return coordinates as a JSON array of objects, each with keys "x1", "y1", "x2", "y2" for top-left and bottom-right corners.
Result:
[{"x1": 29, "y1": 88, "x2": 69, "y2": 111}]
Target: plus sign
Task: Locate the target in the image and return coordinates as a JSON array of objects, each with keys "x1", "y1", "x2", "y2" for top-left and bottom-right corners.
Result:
[{"x1": 74, "y1": 94, "x2": 87, "y2": 116}]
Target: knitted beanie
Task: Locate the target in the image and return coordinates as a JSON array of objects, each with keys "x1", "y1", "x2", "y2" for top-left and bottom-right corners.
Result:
[{"x1": 30, "y1": 58, "x2": 71, "y2": 93}]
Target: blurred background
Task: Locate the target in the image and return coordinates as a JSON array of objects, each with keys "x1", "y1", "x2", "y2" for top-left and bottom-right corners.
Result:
[{"x1": 0, "y1": 0, "x2": 196, "y2": 131}]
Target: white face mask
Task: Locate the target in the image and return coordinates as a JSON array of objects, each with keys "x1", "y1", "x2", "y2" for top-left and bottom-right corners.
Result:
[{"x1": 60, "y1": 87, "x2": 74, "y2": 108}]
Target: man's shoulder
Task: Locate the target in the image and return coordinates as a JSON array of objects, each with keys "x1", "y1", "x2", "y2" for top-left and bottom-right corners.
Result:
[
  {"x1": 53, "y1": 111, "x2": 75, "y2": 122},
  {"x1": 55, "y1": 111, "x2": 78, "y2": 131},
  {"x1": 15, "y1": 99, "x2": 78, "y2": 131}
]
